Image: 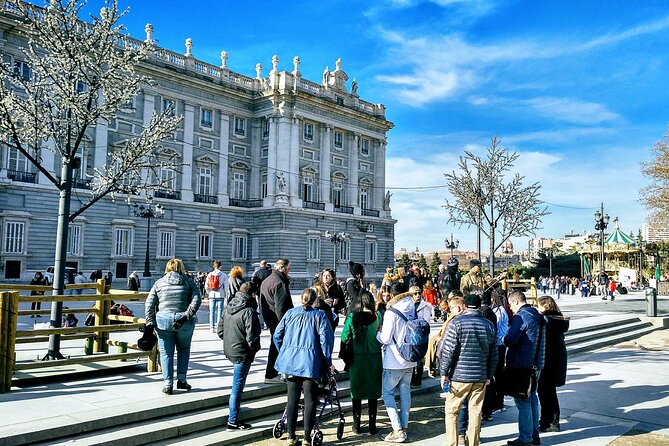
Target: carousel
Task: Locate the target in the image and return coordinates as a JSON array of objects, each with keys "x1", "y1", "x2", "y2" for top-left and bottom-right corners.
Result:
[{"x1": 578, "y1": 218, "x2": 642, "y2": 287}]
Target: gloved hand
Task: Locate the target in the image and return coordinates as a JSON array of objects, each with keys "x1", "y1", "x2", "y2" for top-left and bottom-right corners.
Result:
[{"x1": 173, "y1": 312, "x2": 188, "y2": 329}]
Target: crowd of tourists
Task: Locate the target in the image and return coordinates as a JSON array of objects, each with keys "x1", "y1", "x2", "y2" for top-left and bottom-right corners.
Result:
[{"x1": 142, "y1": 255, "x2": 570, "y2": 446}]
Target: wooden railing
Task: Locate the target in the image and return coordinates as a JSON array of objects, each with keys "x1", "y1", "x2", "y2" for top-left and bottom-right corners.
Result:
[
  {"x1": 0, "y1": 280, "x2": 157, "y2": 393},
  {"x1": 502, "y1": 278, "x2": 538, "y2": 303}
]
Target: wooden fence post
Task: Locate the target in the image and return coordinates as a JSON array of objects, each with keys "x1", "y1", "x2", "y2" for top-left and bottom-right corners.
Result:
[
  {"x1": 0, "y1": 292, "x2": 19, "y2": 393},
  {"x1": 94, "y1": 279, "x2": 110, "y2": 353},
  {"x1": 147, "y1": 343, "x2": 159, "y2": 373},
  {"x1": 0, "y1": 291, "x2": 8, "y2": 393},
  {"x1": 6, "y1": 292, "x2": 18, "y2": 392}
]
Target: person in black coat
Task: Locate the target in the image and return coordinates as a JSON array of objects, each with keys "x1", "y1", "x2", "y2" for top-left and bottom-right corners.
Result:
[
  {"x1": 321, "y1": 268, "x2": 346, "y2": 315},
  {"x1": 345, "y1": 261, "x2": 365, "y2": 314},
  {"x1": 536, "y1": 295, "x2": 569, "y2": 432},
  {"x1": 259, "y1": 258, "x2": 293, "y2": 383}
]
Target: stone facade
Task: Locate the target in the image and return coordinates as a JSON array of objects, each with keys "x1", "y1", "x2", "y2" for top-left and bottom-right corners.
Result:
[{"x1": 0, "y1": 12, "x2": 395, "y2": 287}]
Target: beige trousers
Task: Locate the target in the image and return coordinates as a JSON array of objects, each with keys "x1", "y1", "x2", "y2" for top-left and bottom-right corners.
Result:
[{"x1": 444, "y1": 381, "x2": 486, "y2": 446}]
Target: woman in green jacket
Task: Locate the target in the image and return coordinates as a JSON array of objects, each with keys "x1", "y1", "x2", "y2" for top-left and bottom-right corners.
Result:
[{"x1": 341, "y1": 289, "x2": 383, "y2": 435}]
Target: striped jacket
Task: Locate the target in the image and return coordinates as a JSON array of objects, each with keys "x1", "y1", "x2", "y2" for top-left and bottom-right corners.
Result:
[{"x1": 439, "y1": 309, "x2": 497, "y2": 382}]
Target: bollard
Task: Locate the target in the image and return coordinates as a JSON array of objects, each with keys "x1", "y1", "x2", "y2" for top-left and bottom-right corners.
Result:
[
  {"x1": 646, "y1": 287, "x2": 657, "y2": 317},
  {"x1": 118, "y1": 341, "x2": 127, "y2": 361},
  {"x1": 84, "y1": 336, "x2": 94, "y2": 355}
]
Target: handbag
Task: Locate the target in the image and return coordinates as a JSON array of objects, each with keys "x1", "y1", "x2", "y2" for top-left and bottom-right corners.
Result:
[
  {"x1": 137, "y1": 324, "x2": 157, "y2": 351},
  {"x1": 338, "y1": 337, "x2": 354, "y2": 371},
  {"x1": 503, "y1": 317, "x2": 544, "y2": 399}
]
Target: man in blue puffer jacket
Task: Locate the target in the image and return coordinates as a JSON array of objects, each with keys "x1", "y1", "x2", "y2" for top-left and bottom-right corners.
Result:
[{"x1": 504, "y1": 290, "x2": 546, "y2": 446}]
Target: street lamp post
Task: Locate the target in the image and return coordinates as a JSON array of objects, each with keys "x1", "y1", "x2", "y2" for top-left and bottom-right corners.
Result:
[
  {"x1": 323, "y1": 231, "x2": 349, "y2": 275},
  {"x1": 594, "y1": 202, "x2": 610, "y2": 284},
  {"x1": 133, "y1": 196, "x2": 165, "y2": 277},
  {"x1": 547, "y1": 249, "x2": 554, "y2": 277},
  {"x1": 636, "y1": 231, "x2": 644, "y2": 286},
  {"x1": 444, "y1": 233, "x2": 459, "y2": 258}
]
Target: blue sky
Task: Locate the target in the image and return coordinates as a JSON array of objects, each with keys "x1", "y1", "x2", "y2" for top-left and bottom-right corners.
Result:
[{"x1": 106, "y1": 0, "x2": 668, "y2": 253}]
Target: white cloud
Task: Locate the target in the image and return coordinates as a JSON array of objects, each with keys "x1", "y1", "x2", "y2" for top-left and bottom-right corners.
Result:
[
  {"x1": 375, "y1": 16, "x2": 669, "y2": 106},
  {"x1": 527, "y1": 97, "x2": 621, "y2": 125}
]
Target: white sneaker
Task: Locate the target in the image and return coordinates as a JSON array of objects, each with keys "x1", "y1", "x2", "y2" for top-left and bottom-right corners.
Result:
[{"x1": 384, "y1": 429, "x2": 407, "y2": 443}]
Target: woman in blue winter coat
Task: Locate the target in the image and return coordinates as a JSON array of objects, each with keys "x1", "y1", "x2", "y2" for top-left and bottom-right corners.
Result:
[{"x1": 274, "y1": 288, "x2": 335, "y2": 446}]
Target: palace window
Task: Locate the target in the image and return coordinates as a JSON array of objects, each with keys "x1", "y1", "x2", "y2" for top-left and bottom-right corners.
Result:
[
  {"x1": 359, "y1": 186, "x2": 369, "y2": 210},
  {"x1": 366, "y1": 240, "x2": 378, "y2": 263},
  {"x1": 201, "y1": 108, "x2": 213, "y2": 128},
  {"x1": 158, "y1": 230, "x2": 175, "y2": 258},
  {"x1": 67, "y1": 224, "x2": 82, "y2": 256},
  {"x1": 233, "y1": 235, "x2": 247, "y2": 260},
  {"x1": 303, "y1": 122, "x2": 314, "y2": 141},
  {"x1": 234, "y1": 117, "x2": 246, "y2": 136},
  {"x1": 163, "y1": 98, "x2": 176, "y2": 117},
  {"x1": 360, "y1": 138, "x2": 370, "y2": 156},
  {"x1": 3, "y1": 221, "x2": 25, "y2": 254},
  {"x1": 232, "y1": 171, "x2": 246, "y2": 199},
  {"x1": 302, "y1": 173, "x2": 314, "y2": 202},
  {"x1": 307, "y1": 237, "x2": 320, "y2": 261},
  {"x1": 334, "y1": 131, "x2": 343, "y2": 149},
  {"x1": 197, "y1": 232, "x2": 213, "y2": 259},
  {"x1": 113, "y1": 227, "x2": 134, "y2": 257},
  {"x1": 198, "y1": 167, "x2": 212, "y2": 196}
]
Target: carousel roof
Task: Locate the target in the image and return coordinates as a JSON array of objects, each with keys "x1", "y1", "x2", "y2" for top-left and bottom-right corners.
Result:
[
  {"x1": 578, "y1": 218, "x2": 639, "y2": 253},
  {"x1": 605, "y1": 226, "x2": 636, "y2": 246}
]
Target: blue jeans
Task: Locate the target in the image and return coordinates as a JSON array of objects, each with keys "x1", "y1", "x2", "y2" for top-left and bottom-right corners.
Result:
[
  {"x1": 228, "y1": 361, "x2": 252, "y2": 424},
  {"x1": 514, "y1": 391, "x2": 540, "y2": 442},
  {"x1": 459, "y1": 400, "x2": 468, "y2": 434},
  {"x1": 382, "y1": 368, "x2": 412, "y2": 431},
  {"x1": 156, "y1": 318, "x2": 196, "y2": 386},
  {"x1": 209, "y1": 297, "x2": 224, "y2": 330}
]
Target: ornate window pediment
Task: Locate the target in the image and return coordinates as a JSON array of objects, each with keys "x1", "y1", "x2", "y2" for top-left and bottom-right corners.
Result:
[
  {"x1": 195, "y1": 154, "x2": 217, "y2": 165},
  {"x1": 230, "y1": 160, "x2": 251, "y2": 170}
]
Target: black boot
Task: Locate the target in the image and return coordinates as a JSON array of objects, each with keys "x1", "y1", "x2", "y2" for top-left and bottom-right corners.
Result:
[
  {"x1": 352, "y1": 399, "x2": 361, "y2": 434},
  {"x1": 368, "y1": 399, "x2": 378, "y2": 435}
]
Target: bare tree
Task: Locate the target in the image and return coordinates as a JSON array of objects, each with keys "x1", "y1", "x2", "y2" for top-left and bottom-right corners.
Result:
[
  {"x1": 444, "y1": 136, "x2": 549, "y2": 276},
  {"x1": 640, "y1": 126, "x2": 669, "y2": 223},
  {"x1": 0, "y1": 0, "x2": 182, "y2": 359}
]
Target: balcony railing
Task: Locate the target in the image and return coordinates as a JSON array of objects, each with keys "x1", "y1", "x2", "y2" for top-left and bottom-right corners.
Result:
[
  {"x1": 229, "y1": 198, "x2": 263, "y2": 208},
  {"x1": 303, "y1": 201, "x2": 325, "y2": 211},
  {"x1": 7, "y1": 169, "x2": 37, "y2": 183},
  {"x1": 362, "y1": 208, "x2": 380, "y2": 217},
  {"x1": 194, "y1": 194, "x2": 218, "y2": 204},
  {"x1": 334, "y1": 205, "x2": 354, "y2": 214},
  {"x1": 154, "y1": 190, "x2": 181, "y2": 200}
]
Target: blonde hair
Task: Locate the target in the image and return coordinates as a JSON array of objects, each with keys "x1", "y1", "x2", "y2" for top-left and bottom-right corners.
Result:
[
  {"x1": 164, "y1": 258, "x2": 186, "y2": 274},
  {"x1": 229, "y1": 265, "x2": 244, "y2": 279}
]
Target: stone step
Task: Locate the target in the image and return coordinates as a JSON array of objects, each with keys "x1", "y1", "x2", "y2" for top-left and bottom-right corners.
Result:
[
  {"x1": 9, "y1": 317, "x2": 658, "y2": 446},
  {"x1": 567, "y1": 324, "x2": 657, "y2": 356},
  {"x1": 148, "y1": 382, "x2": 442, "y2": 446},
  {"x1": 565, "y1": 319, "x2": 651, "y2": 346},
  {"x1": 565, "y1": 315, "x2": 642, "y2": 336}
]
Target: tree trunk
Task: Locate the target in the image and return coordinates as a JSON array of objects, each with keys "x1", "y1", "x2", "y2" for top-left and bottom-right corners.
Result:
[{"x1": 47, "y1": 160, "x2": 73, "y2": 360}]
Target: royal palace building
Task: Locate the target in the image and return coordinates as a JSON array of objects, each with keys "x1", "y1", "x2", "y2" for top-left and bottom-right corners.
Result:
[{"x1": 0, "y1": 11, "x2": 395, "y2": 287}]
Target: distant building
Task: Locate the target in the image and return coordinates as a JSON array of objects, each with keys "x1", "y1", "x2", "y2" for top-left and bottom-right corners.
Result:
[
  {"x1": 642, "y1": 222, "x2": 669, "y2": 243},
  {"x1": 528, "y1": 238, "x2": 553, "y2": 260},
  {"x1": 0, "y1": 5, "x2": 395, "y2": 287}
]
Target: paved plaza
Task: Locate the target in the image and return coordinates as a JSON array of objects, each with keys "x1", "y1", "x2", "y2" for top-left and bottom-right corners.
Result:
[{"x1": 1, "y1": 290, "x2": 668, "y2": 445}]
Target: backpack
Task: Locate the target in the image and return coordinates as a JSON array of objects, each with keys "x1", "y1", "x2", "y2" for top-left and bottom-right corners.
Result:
[
  {"x1": 207, "y1": 272, "x2": 220, "y2": 291},
  {"x1": 388, "y1": 306, "x2": 431, "y2": 362}
]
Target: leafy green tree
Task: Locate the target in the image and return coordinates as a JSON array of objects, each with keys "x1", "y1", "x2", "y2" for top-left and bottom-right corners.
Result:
[
  {"x1": 398, "y1": 253, "x2": 412, "y2": 270},
  {"x1": 418, "y1": 254, "x2": 428, "y2": 270},
  {"x1": 429, "y1": 253, "x2": 442, "y2": 277}
]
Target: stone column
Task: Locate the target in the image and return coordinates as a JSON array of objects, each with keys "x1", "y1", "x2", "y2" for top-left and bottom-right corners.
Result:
[
  {"x1": 375, "y1": 139, "x2": 386, "y2": 212},
  {"x1": 288, "y1": 116, "x2": 301, "y2": 207},
  {"x1": 349, "y1": 133, "x2": 359, "y2": 212},
  {"x1": 249, "y1": 118, "x2": 261, "y2": 199},
  {"x1": 181, "y1": 104, "x2": 195, "y2": 202},
  {"x1": 218, "y1": 113, "x2": 230, "y2": 206},
  {"x1": 320, "y1": 124, "x2": 332, "y2": 210},
  {"x1": 264, "y1": 116, "x2": 277, "y2": 206},
  {"x1": 139, "y1": 92, "x2": 154, "y2": 191},
  {"x1": 275, "y1": 116, "x2": 292, "y2": 206}
]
